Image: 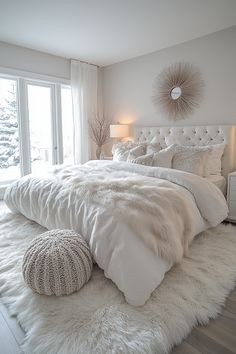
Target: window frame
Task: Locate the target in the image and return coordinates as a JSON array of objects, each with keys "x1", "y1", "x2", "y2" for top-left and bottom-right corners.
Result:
[{"x1": 0, "y1": 70, "x2": 72, "y2": 198}]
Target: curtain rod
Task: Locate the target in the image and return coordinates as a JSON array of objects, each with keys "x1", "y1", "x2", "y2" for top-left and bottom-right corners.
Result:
[{"x1": 70, "y1": 58, "x2": 99, "y2": 68}]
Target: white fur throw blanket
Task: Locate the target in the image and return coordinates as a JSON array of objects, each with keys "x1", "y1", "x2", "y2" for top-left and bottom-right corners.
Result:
[{"x1": 4, "y1": 160, "x2": 228, "y2": 305}]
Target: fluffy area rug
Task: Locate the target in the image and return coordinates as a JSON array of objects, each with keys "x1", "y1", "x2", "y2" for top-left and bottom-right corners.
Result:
[{"x1": 0, "y1": 211, "x2": 236, "y2": 354}]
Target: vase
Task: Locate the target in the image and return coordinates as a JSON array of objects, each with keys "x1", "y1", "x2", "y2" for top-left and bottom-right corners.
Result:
[{"x1": 96, "y1": 146, "x2": 102, "y2": 160}]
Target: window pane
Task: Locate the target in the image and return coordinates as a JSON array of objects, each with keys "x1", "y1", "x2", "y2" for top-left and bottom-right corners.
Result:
[
  {"x1": 0, "y1": 77, "x2": 20, "y2": 182},
  {"x1": 61, "y1": 87, "x2": 74, "y2": 164},
  {"x1": 27, "y1": 84, "x2": 52, "y2": 173}
]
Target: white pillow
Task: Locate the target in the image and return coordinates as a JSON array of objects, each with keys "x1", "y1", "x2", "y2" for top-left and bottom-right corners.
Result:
[
  {"x1": 172, "y1": 146, "x2": 209, "y2": 176},
  {"x1": 131, "y1": 145, "x2": 175, "y2": 168},
  {"x1": 152, "y1": 145, "x2": 175, "y2": 168},
  {"x1": 131, "y1": 153, "x2": 154, "y2": 166},
  {"x1": 170, "y1": 143, "x2": 225, "y2": 176},
  {"x1": 146, "y1": 143, "x2": 161, "y2": 154},
  {"x1": 127, "y1": 145, "x2": 146, "y2": 162},
  {"x1": 112, "y1": 142, "x2": 145, "y2": 162}
]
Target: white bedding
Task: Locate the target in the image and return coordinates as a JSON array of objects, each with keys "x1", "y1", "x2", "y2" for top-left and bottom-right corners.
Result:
[{"x1": 4, "y1": 161, "x2": 228, "y2": 306}]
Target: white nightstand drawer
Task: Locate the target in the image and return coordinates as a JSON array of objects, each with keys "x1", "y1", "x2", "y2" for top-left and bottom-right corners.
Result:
[
  {"x1": 229, "y1": 201, "x2": 236, "y2": 216},
  {"x1": 229, "y1": 189, "x2": 236, "y2": 201}
]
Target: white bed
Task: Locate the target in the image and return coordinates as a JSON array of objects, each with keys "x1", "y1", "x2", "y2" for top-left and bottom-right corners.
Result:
[{"x1": 3, "y1": 125, "x2": 235, "y2": 306}]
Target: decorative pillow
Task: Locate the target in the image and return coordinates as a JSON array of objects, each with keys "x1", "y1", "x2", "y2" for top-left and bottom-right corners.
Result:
[
  {"x1": 146, "y1": 143, "x2": 161, "y2": 154},
  {"x1": 131, "y1": 153, "x2": 154, "y2": 166},
  {"x1": 169, "y1": 144, "x2": 225, "y2": 176},
  {"x1": 127, "y1": 145, "x2": 146, "y2": 162},
  {"x1": 152, "y1": 145, "x2": 175, "y2": 168},
  {"x1": 112, "y1": 141, "x2": 145, "y2": 162},
  {"x1": 172, "y1": 146, "x2": 209, "y2": 176}
]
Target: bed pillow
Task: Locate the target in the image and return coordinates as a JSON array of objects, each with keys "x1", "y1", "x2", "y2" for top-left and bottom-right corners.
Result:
[
  {"x1": 131, "y1": 153, "x2": 154, "y2": 166},
  {"x1": 152, "y1": 145, "x2": 175, "y2": 168},
  {"x1": 131, "y1": 145, "x2": 175, "y2": 168},
  {"x1": 127, "y1": 145, "x2": 146, "y2": 162},
  {"x1": 112, "y1": 142, "x2": 145, "y2": 161},
  {"x1": 146, "y1": 143, "x2": 161, "y2": 154},
  {"x1": 172, "y1": 146, "x2": 209, "y2": 176}
]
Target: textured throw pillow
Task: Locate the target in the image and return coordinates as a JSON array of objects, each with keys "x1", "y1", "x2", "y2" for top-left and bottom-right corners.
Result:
[
  {"x1": 127, "y1": 145, "x2": 146, "y2": 162},
  {"x1": 172, "y1": 146, "x2": 209, "y2": 176},
  {"x1": 112, "y1": 141, "x2": 142, "y2": 161},
  {"x1": 152, "y1": 145, "x2": 175, "y2": 168},
  {"x1": 131, "y1": 153, "x2": 154, "y2": 166},
  {"x1": 146, "y1": 143, "x2": 161, "y2": 154}
]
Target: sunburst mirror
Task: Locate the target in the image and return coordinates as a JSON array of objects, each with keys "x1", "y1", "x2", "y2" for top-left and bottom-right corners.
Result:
[{"x1": 152, "y1": 63, "x2": 204, "y2": 120}]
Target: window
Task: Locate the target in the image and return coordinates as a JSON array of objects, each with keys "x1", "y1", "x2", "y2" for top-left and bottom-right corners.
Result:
[
  {"x1": 0, "y1": 74, "x2": 73, "y2": 190},
  {"x1": 0, "y1": 77, "x2": 20, "y2": 182},
  {"x1": 27, "y1": 84, "x2": 53, "y2": 173}
]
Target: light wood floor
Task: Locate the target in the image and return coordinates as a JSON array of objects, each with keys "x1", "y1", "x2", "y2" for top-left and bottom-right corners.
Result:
[{"x1": 0, "y1": 201, "x2": 236, "y2": 353}]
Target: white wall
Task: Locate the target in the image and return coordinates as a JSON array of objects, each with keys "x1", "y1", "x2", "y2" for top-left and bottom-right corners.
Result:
[
  {"x1": 0, "y1": 41, "x2": 70, "y2": 80},
  {"x1": 102, "y1": 26, "x2": 236, "y2": 127}
]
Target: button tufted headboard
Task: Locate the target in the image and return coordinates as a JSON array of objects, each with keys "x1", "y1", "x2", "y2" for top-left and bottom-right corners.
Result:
[{"x1": 134, "y1": 125, "x2": 236, "y2": 177}]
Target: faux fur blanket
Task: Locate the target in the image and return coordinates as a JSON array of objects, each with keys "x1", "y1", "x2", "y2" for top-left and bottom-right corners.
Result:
[{"x1": 4, "y1": 161, "x2": 228, "y2": 305}]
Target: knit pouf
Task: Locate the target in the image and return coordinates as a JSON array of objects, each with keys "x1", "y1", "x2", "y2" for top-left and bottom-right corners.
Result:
[{"x1": 22, "y1": 229, "x2": 93, "y2": 296}]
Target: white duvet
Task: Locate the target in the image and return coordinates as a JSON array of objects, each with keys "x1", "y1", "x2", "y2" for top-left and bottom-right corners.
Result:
[{"x1": 4, "y1": 160, "x2": 228, "y2": 306}]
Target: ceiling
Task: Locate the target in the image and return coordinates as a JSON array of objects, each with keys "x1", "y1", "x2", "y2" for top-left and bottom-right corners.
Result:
[{"x1": 0, "y1": 0, "x2": 236, "y2": 67}]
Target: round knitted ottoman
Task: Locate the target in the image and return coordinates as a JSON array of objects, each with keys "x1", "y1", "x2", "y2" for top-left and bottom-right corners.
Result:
[{"x1": 22, "y1": 229, "x2": 93, "y2": 296}]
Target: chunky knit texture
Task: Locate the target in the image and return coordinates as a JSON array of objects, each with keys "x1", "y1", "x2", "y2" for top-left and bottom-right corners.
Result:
[{"x1": 22, "y1": 229, "x2": 93, "y2": 296}]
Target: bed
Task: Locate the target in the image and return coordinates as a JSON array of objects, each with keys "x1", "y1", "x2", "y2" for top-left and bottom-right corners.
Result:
[{"x1": 3, "y1": 125, "x2": 236, "y2": 306}]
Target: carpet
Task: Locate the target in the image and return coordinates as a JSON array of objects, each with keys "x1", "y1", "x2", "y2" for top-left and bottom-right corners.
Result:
[{"x1": 0, "y1": 210, "x2": 236, "y2": 354}]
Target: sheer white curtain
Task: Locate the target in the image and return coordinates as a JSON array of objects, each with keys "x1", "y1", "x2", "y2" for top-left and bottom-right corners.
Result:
[{"x1": 71, "y1": 60, "x2": 98, "y2": 164}]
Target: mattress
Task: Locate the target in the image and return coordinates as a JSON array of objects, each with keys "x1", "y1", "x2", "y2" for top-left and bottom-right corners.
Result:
[{"x1": 205, "y1": 175, "x2": 226, "y2": 194}]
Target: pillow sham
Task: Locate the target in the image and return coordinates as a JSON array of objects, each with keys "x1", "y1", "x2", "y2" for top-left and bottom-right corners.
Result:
[
  {"x1": 146, "y1": 143, "x2": 161, "y2": 154},
  {"x1": 112, "y1": 141, "x2": 144, "y2": 162},
  {"x1": 172, "y1": 146, "x2": 209, "y2": 176},
  {"x1": 131, "y1": 153, "x2": 154, "y2": 166},
  {"x1": 170, "y1": 143, "x2": 225, "y2": 176},
  {"x1": 127, "y1": 145, "x2": 146, "y2": 162},
  {"x1": 131, "y1": 145, "x2": 175, "y2": 168},
  {"x1": 152, "y1": 145, "x2": 175, "y2": 168}
]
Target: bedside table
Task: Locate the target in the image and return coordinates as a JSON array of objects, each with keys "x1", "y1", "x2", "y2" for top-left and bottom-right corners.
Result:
[{"x1": 227, "y1": 171, "x2": 236, "y2": 223}]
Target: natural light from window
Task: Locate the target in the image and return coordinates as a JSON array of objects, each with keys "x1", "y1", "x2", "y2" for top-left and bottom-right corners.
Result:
[
  {"x1": 0, "y1": 77, "x2": 20, "y2": 183},
  {"x1": 27, "y1": 84, "x2": 52, "y2": 174}
]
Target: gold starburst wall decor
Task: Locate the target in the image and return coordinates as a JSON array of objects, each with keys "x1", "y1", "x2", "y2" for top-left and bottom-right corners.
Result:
[{"x1": 152, "y1": 63, "x2": 204, "y2": 120}]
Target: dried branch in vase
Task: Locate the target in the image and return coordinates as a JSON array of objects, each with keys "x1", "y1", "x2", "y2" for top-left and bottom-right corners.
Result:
[{"x1": 89, "y1": 115, "x2": 113, "y2": 159}]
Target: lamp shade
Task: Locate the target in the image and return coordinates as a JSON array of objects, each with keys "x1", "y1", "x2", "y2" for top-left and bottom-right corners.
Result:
[{"x1": 110, "y1": 124, "x2": 129, "y2": 138}]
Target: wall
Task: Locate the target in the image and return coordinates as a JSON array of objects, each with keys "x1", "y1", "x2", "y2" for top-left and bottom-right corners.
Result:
[
  {"x1": 102, "y1": 26, "x2": 236, "y2": 128},
  {"x1": 0, "y1": 41, "x2": 70, "y2": 80}
]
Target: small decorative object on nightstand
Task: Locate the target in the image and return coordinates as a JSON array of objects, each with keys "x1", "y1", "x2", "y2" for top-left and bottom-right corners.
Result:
[{"x1": 227, "y1": 171, "x2": 236, "y2": 223}]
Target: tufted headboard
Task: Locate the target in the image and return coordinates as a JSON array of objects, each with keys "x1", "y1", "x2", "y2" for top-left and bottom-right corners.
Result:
[{"x1": 134, "y1": 125, "x2": 236, "y2": 177}]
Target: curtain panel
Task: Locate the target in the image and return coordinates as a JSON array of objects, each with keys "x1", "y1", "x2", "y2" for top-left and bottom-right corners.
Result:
[{"x1": 71, "y1": 60, "x2": 98, "y2": 164}]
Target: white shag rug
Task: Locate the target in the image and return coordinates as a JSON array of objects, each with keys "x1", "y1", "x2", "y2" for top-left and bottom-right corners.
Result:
[{"x1": 0, "y1": 211, "x2": 236, "y2": 354}]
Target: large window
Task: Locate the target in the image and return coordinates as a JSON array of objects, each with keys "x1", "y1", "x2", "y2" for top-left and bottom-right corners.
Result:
[
  {"x1": 27, "y1": 84, "x2": 53, "y2": 173},
  {"x1": 0, "y1": 77, "x2": 20, "y2": 182},
  {"x1": 0, "y1": 74, "x2": 73, "y2": 189}
]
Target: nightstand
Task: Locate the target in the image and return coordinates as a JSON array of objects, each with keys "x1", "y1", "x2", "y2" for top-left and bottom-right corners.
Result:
[{"x1": 227, "y1": 171, "x2": 236, "y2": 223}]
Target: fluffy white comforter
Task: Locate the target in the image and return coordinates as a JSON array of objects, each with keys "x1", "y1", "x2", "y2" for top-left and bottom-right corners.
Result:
[{"x1": 4, "y1": 160, "x2": 228, "y2": 305}]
